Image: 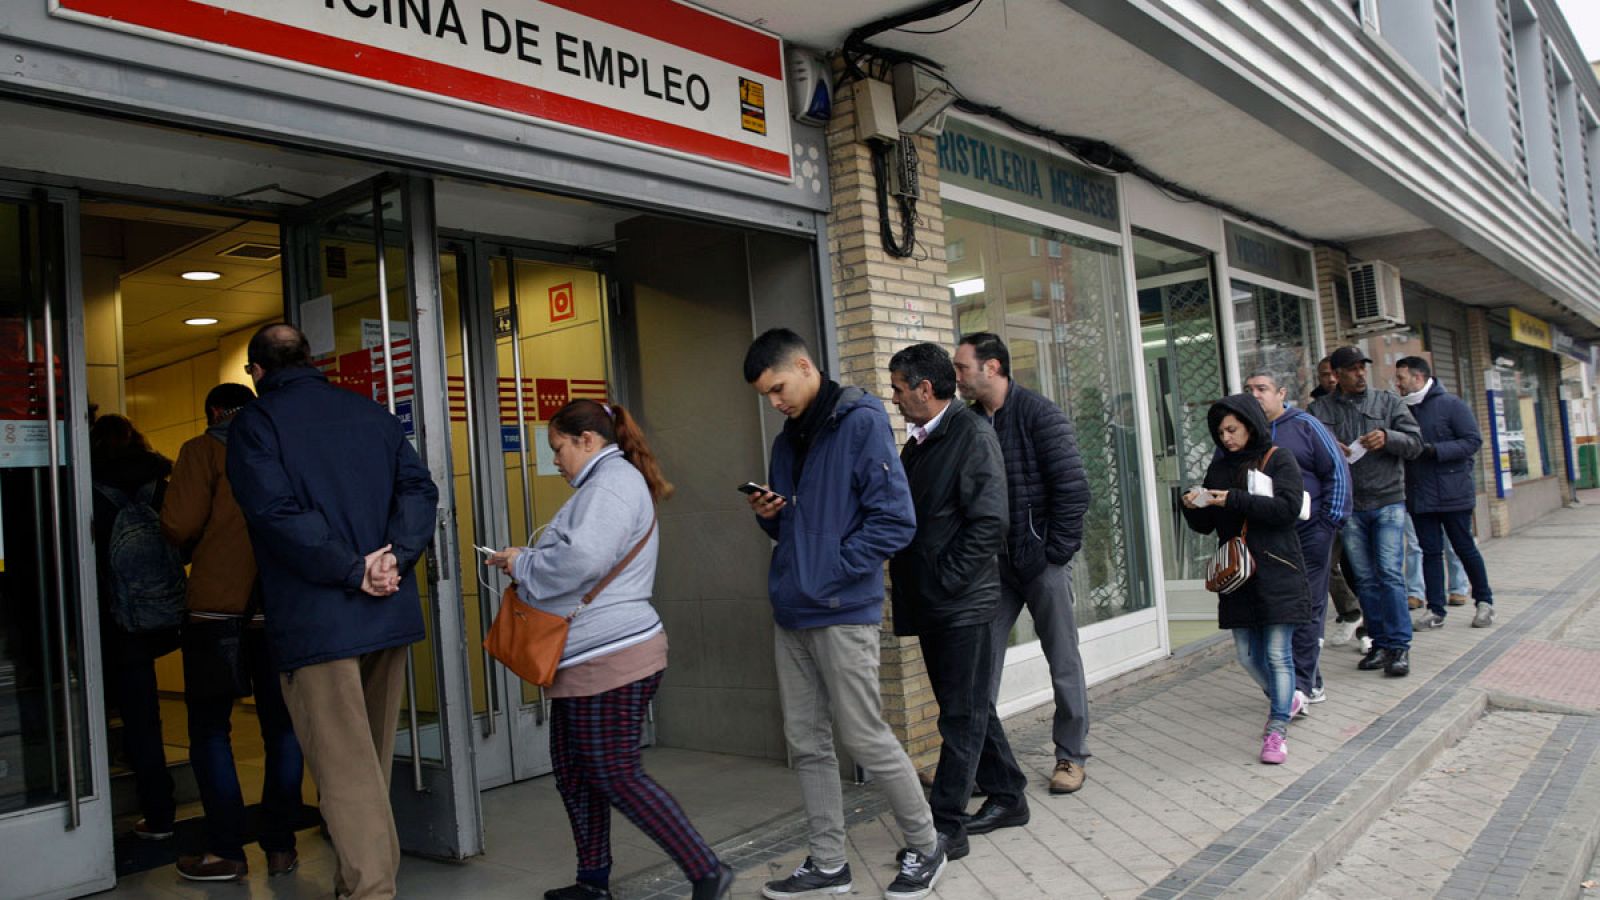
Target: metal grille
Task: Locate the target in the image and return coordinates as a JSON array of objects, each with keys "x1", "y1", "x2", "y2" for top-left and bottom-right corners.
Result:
[
  {"x1": 1435, "y1": 0, "x2": 1468, "y2": 128},
  {"x1": 1497, "y1": 0, "x2": 1529, "y2": 185},
  {"x1": 1237, "y1": 287, "x2": 1313, "y2": 401},
  {"x1": 1051, "y1": 251, "x2": 1140, "y2": 622},
  {"x1": 1162, "y1": 278, "x2": 1225, "y2": 582},
  {"x1": 1545, "y1": 39, "x2": 1568, "y2": 217}
]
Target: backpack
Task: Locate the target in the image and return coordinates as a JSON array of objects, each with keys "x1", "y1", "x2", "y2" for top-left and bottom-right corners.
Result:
[{"x1": 95, "y1": 481, "x2": 187, "y2": 632}]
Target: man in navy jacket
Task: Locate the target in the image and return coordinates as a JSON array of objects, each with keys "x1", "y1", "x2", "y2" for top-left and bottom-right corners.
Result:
[
  {"x1": 1245, "y1": 371, "x2": 1352, "y2": 707},
  {"x1": 228, "y1": 324, "x2": 438, "y2": 900},
  {"x1": 1395, "y1": 357, "x2": 1495, "y2": 629},
  {"x1": 743, "y1": 329, "x2": 945, "y2": 900}
]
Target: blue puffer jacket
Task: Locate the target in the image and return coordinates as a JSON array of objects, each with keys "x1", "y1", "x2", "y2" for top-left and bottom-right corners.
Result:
[
  {"x1": 759, "y1": 386, "x2": 916, "y2": 630},
  {"x1": 1404, "y1": 380, "x2": 1482, "y2": 514},
  {"x1": 227, "y1": 366, "x2": 439, "y2": 671}
]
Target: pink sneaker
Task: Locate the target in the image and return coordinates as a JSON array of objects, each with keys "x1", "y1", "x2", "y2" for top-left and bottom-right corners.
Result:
[
  {"x1": 1291, "y1": 691, "x2": 1308, "y2": 720},
  {"x1": 1260, "y1": 731, "x2": 1287, "y2": 764}
]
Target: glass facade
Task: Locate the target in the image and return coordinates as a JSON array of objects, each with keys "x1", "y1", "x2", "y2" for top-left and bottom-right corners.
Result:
[
  {"x1": 1232, "y1": 280, "x2": 1317, "y2": 401},
  {"x1": 1490, "y1": 324, "x2": 1552, "y2": 482},
  {"x1": 946, "y1": 202, "x2": 1152, "y2": 635}
]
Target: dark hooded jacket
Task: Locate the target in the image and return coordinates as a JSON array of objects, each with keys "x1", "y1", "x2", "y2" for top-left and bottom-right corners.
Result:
[
  {"x1": 1182, "y1": 394, "x2": 1312, "y2": 629},
  {"x1": 759, "y1": 383, "x2": 917, "y2": 630}
]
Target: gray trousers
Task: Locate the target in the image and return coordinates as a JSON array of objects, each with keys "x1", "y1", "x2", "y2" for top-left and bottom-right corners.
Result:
[
  {"x1": 774, "y1": 623, "x2": 938, "y2": 869},
  {"x1": 985, "y1": 562, "x2": 1091, "y2": 766}
]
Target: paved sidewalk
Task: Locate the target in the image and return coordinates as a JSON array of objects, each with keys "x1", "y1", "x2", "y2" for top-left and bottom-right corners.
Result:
[{"x1": 624, "y1": 495, "x2": 1600, "y2": 899}]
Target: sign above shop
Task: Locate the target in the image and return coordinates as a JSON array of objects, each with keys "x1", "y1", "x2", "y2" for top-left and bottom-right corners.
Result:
[
  {"x1": 1224, "y1": 222, "x2": 1314, "y2": 290},
  {"x1": 1509, "y1": 308, "x2": 1553, "y2": 350},
  {"x1": 935, "y1": 119, "x2": 1120, "y2": 232},
  {"x1": 52, "y1": 0, "x2": 793, "y2": 179}
]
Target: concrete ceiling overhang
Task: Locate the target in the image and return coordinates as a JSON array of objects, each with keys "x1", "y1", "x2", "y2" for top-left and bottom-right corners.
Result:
[{"x1": 701, "y1": 0, "x2": 1594, "y2": 329}]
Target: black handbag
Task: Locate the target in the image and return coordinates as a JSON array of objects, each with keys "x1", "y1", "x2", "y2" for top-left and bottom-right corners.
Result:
[{"x1": 180, "y1": 586, "x2": 259, "y2": 701}]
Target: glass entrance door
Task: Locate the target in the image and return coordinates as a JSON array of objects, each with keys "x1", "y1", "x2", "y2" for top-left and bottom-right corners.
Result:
[
  {"x1": 441, "y1": 238, "x2": 615, "y2": 787},
  {"x1": 282, "y1": 175, "x2": 482, "y2": 858},
  {"x1": 0, "y1": 185, "x2": 116, "y2": 897},
  {"x1": 1133, "y1": 231, "x2": 1227, "y2": 641}
]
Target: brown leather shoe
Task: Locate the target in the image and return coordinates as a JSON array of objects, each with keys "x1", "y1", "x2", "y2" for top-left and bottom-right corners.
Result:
[
  {"x1": 1049, "y1": 759, "x2": 1085, "y2": 794},
  {"x1": 177, "y1": 854, "x2": 248, "y2": 882},
  {"x1": 1447, "y1": 593, "x2": 1470, "y2": 607},
  {"x1": 1406, "y1": 596, "x2": 1424, "y2": 610},
  {"x1": 267, "y1": 849, "x2": 299, "y2": 876}
]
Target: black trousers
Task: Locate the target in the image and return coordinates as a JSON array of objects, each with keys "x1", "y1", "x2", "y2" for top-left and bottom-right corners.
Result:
[{"x1": 919, "y1": 621, "x2": 1026, "y2": 839}]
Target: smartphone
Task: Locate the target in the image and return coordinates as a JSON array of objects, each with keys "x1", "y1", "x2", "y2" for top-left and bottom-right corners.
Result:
[{"x1": 738, "y1": 482, "x2": 784, "y2": 502}]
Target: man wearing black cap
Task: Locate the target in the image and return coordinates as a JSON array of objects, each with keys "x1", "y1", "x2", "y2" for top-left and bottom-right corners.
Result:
[{"x1": 1308, "y1": 346, "x2": 1423, "y2": 677}]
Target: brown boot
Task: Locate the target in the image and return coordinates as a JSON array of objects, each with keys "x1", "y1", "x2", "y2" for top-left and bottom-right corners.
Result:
[
  {"x1": 267, "y1": 849, "x2": 299, "y2": 876},
  {"x1": 1406, "y1": 596, "x2": 1424, "y2": 610},
  {"x1": 177, "y1": 854, "x2": 248, "y2": 882},
  {"x1": 1447, "y1": 593, "x2": 1470, "y2": 607},
  {"x1": 1049, "y1": 759, "x2": 1086, "y2": 794}
]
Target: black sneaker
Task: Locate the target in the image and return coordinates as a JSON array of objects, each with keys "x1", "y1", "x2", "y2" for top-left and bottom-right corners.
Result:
[
  {"x1": 884, "y1": 839, "x2": 948, "y2": 900},
  {"x1": 1357, "y1": 646, "x2": 1387, "y2": 670},
  {"x1": 544, "y1": 884, "x2": 611, "y2": 900},
  {"x1": 761, "y1": 857, "x2": 851, "y2": 899}
]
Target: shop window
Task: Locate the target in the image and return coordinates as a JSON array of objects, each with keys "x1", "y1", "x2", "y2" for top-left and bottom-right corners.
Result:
[
  {"x1": 1231, "y1": 281, "x2": 1316, "y2": 402},
  {"x1": 946, "y1": 202, "x2": 1153, "y2": 637},
  {"x1": 1490, "y1": 328, "x2": 1552, "y2": 482}
]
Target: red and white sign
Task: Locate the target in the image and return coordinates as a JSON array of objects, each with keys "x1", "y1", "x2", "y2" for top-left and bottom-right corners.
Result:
[
  {"x1": 549, "y1": 282, "x2": 575, "y2": 322},
  {"x1": 52, "y1": 0, "x2": 792, "y2": 179}
]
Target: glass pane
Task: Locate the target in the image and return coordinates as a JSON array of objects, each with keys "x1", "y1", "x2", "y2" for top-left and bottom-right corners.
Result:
[
  {"x1": 303, "y1": 187, "x2": 444, "y2": 763},
  {"x1": 0, "y1": 196, "x2": 92, "y2": 811},
  {"x1": 1133, "y1": 232, "x2": 1225, "y2": 590},
  {"x1": 946, "y1": 202, "x2": 1152, "y2": 635},
  {"x1": 1232, "y1": 280, "x2": 1315, "y2": 402},
  {"x1": 441, "y1": 253, "x2": 490, "y2": 718},
  {"x1": 487, "y1": 258, "x2": 610, "y2": 707}
]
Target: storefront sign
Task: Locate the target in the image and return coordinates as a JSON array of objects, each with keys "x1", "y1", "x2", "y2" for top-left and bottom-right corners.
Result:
[
  {"x1": 1224, "y1": 222, "x2": 1313, "y2": 290},
  {"x1": 52, "y1": 0, "x2": 792, "y2": 179},
  {"x1": 0, "y1": 421, "x2": 67, "y2": 469},
  {"x1": 935, "y1": 120, "x2": 1120, "y2": 232},
  {"x1": 1509, "y1": 308, "x2": 1553, "y2": 350},
  {"x1": 1551, "y1": 326, "x2": 1593, "y2": 365}
]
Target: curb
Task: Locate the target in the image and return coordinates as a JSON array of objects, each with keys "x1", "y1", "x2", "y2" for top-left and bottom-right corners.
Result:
[{"x1": 1521, "y1": 725, "x2": 1600, "y2": 900}]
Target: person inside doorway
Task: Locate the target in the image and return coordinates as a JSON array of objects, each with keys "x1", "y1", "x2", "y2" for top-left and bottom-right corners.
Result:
[
  {"x1": 90, "y1": 413, "x2": 183, "y2": 843},
  {"x1": 161, "y1": 382, "x2": 305, "y2": 882},
  {"x1": 487, "y1": 399, "x2": 733, "y2": 900}
]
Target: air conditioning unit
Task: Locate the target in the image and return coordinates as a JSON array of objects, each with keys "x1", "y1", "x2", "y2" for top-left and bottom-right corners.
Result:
[{"x1": 1347, "y1": 260, "x2": 1405, "y2": 328}]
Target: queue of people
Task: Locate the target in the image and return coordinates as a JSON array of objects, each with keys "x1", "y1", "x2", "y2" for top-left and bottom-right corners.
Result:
[
  {"x1": 1183, "y1": 346, "x2": 1496, "y2": 766},
  {"x1": 92, "y1": 320, "x2": 1495, "y2": 899}
]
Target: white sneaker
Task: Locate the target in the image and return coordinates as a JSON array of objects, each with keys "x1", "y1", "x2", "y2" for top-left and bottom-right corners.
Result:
[
  {"x1": 1357, "y1": 635, "x2": 1373, "y2": 655},
  {"x1": 1330, "y1": 615, "x2": 1363, "y2": 646},
  {"x1": 1291, "y1": 690, "x2": 1309, "y2": 719},
  {"x1": 1308, "y1": 686, "x2": 1327, "y2": 704}
]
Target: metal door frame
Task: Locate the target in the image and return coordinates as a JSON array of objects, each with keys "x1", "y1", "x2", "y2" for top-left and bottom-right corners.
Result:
[
  {"x1": 0, "y1": 181, "x2": 116, "y2": 899},
  {"x1": 282, "y1": 172, "x2": 482, "y2": 859}
]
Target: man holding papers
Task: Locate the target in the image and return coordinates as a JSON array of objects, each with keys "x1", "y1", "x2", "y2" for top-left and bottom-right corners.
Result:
[{"x1": 1308, "y1": 347, "x2": 1423, "y2": 677}]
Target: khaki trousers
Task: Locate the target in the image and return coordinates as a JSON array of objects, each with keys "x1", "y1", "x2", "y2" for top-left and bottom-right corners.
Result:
[{"x1": 281, "y1": 645, "x2": 409, "y2": 900}]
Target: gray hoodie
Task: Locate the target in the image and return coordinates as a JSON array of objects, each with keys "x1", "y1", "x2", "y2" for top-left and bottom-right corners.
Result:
[
  {"x1": 510, "y1": 446, "x2": 662, "y2": 667},
  {"x1": 1307, "y1": 388, "x2": 1422, "y2": 511}
]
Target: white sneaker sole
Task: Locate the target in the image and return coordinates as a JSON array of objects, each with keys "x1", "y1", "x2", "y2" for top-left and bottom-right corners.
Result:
[{"x1": 761, "y1": 883, "x2": 852, "y2": 899}]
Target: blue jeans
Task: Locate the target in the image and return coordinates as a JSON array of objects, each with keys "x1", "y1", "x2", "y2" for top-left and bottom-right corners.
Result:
[
  {"x1": 1413, "y1": 511, "x2": 1495, "y2": 618},
  {"x1": 1343, "y1": 503, "x2": 1412, "y2": 651},
  {"x1": 1232, "y1": 624, "x2": 1296, "y2": 729},
  {"x1": 186, "y1": 628, "x2": 304, "y2": 861},
  {"x1": 1404, "y1": 515, "x2": 1467, "y2": 599}
]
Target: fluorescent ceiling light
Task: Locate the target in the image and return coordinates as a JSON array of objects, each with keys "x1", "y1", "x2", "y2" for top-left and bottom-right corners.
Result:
[
  {"x1": 949, "y1": 278, "x2": 985, "y2": 297},
  {"x1": 181, "y1": 270, "x2": 223, "y2": 281},
  {"x1": 184, "y1": 317, "x2": 219, "y2": 326}
]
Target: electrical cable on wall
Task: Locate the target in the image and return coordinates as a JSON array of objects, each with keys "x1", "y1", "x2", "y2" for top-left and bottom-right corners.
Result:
[{"x1": 839, "y1": 0, "x2": 1338, "y2": 250}]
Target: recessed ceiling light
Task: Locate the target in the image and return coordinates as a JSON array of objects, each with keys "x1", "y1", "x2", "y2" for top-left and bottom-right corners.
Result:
[
  {"x1": 181, "y1": 270, "x2": 223, "y2": 281},
  {"x1": 184, "y1": 317, "x2": 219, "y2": 326}
]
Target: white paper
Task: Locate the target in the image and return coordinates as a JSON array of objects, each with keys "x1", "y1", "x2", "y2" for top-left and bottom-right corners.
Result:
[
  {"x1": 0, "y1": 420, "x2": 68, "y2": 469},
  {"x1": 361, "y1": 318, "x2": 411, "y2": 350},
  {"x1": 533, "y1": 425, "x2": 559, "y2": 477},
  {"x1": 1299, "y1": 491, "x2": 1312, "y2": 521},
  {"x1": 1343, "y1": 442, "x2": 1367, "y2": 465},
  {"x1": 300, "y1": 294, "x2": 335, "y2": 356},
  {"x1": 1247, "y1": 468, "x2": 1274, "y2": 498}
]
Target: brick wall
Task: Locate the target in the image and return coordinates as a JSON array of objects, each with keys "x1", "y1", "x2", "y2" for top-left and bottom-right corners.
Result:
[
  {"x1": 1313, "y1": 246, "x2": 1349, "y2": 351},
  {"x1": 825, "y1": 68, "x2": 953, "y2": 772}
]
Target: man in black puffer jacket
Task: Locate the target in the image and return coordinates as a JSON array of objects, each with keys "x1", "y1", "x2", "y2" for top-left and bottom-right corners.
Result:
[
  {"x1": 889, "y1": 344, "x2": 1028, "y2": 853},
  {"x1": 954, "y1": 332, "x2": 1093, "y2": 796}
]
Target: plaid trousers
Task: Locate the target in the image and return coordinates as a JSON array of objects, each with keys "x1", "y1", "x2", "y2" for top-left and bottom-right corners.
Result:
[{"x1": 551, "y1": 669, "x2": 719, "y2": 882}]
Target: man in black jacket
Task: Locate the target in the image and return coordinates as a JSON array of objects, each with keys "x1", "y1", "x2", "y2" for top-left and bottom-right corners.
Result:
[
  {"x1": 954, "y1": 332, "x2": 1093, "y2": 796},
  {"x1": 889, "y1": 344, "x2": 1029, "y2": 854},
  {"x1": 229, "y1": 324, "x2": 438, "y2": 900}
]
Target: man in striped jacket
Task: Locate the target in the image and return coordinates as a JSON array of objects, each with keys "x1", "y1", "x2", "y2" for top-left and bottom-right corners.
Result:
[{"x1": 1245, "y1": 370, "x2": 1353, "y2": 709}]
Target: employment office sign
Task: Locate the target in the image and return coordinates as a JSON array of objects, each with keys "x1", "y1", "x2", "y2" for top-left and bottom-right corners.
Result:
[{"x1": 51, "y1": 0, "x2": 792, "y2": 179}]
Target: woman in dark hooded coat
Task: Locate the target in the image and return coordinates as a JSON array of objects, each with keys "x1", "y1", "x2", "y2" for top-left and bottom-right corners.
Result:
[{"x1": 1182, "y1": 394, "x2": 1312, "y2": 764}]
